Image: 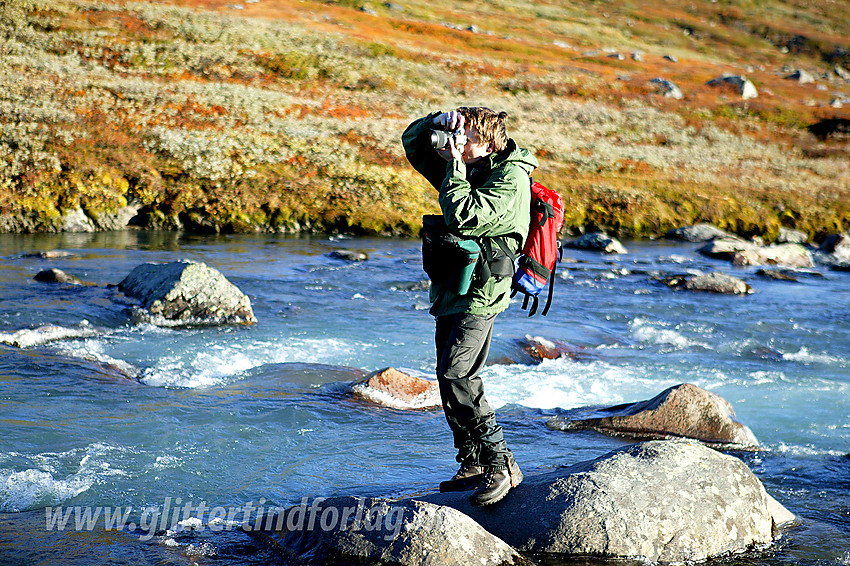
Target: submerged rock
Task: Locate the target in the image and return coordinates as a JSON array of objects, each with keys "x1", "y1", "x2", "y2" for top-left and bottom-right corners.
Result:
[
  {"x1": 254, "y1": 497, "x2": 528, "y2": 566},
  {"x1": 117, "y1": 261, "x2": 256, "y2": 326},
  {"x1": 547, "y1": 383, "x2": 759, "y2": 449},
  {"x1": 666, "y1": 223, "x2": 739, "y2": 242},
  {"x1": 423, "y1": 440, "x2": 793, "y2": 563},
  {"x1": 756, "y1": 268, "x2": 798, "y2": 282},
  {"x1": 350, "y1": 367, "x2": 440, "y2": 410},
  {"x1": 329, "y1": 250, "x2": 369, "y2": 262},
  {"x1": 564, "y1": 232, "x2": 627, "y2": 254},
  {"x1": 33, "y1": 268, "x2": 86, "y2": 285},
  {"x1": 664, "y1": 272, "x2": 753, "y2": 294}
]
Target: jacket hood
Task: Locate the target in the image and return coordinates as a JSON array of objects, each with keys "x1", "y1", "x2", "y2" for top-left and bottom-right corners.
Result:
[{"x1": 487, "y1": 139, "x2": 538, "y2": 175}]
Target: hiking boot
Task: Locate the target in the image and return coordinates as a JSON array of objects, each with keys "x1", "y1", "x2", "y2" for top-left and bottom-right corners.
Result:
[
  {"x1": 469, "y1": 455, "x2": 523, "y2": 506},
  {"x1": 439, "y1": 462, "x2": 485, "y2": 492}
]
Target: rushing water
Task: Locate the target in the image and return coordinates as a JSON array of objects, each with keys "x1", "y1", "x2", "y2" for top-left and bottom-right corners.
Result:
[{"x1": 0, "y1": 230, "x2": 847, "y2": 565}]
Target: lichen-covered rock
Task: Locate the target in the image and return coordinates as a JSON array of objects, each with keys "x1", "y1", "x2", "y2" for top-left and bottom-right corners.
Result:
[
  {"x1": 350, "y1": 367, "x2": 440, "y2": 410},
  {"x1": 665, "y1": 272, "x2": 753, "y2": 294},
  {"x1": 422, "y1": 440, "x2": 794, "y2": 563},
  {"x1": 253, "y1": 497, "x2": 529, "y2": 566},
  {"x1": 547, "y1": 383, "x2": 759, "y2": 449},
  {"x1": 666, "y1": 223, "x2": 739, "y2": 242},
  {"x1": 117, "y1": 261, "x2": 256, "y2": 325},
  {"x1": 565, "y1": 232, "x2": 627, "y2": 254}
]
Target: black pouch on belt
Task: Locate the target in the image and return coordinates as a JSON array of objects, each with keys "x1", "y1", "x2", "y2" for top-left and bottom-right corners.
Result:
[{"x1": 421, "y1": 215, "x2": 481, "y2": 295}]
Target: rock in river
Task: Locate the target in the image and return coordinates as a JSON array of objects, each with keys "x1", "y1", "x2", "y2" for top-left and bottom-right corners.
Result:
[
  {"x1": 423, "y1": 439, "x2": 793, "y2": 563},
  {"x1": 547, "y1": 382, "x2": 760, "y2": 449},
  {"x1": 664, "y1": 272, "x2": 753, "y2": 294},
  {"x1": 564, "y1": 232, "x2": 627, "y2": 254},
  {"x1": 350, "y1": 367, "x2": 440, "y2": 410},
  {"x1": 253, "y1": 496, "x2": 529, "y2": 566},
  {"x1": 33, "y1": 268, "x2": 86, "y2": 285},
  {"x1": 117, "y1": 260, "x2": 256, "y2": 325},
  {"x1": 666, "y1": 223, "x2": 739, "y2": 242}
]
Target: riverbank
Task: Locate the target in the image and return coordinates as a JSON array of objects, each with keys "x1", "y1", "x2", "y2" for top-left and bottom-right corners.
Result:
[{"x1": 2, "y1": 0, "x2": 849, "y2": 240}]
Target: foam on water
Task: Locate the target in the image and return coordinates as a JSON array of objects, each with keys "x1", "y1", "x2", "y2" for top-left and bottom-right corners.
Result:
[
  {"x1": 0, "y1": 443, "x2": 127, "y2": 512},
  {"x1": 782, "y1": 347, "x2": 846, "y2": 366},
  {"x1": 0, "y1": 321, "x2": 98, "y2": 348},
  {"x1": 483, "y1": 356, "x2": 679, "y2": 410},
  {"x1": 628, "y1": 317, "x2": 711, "y2": 350},
  {"x1": 140, "y1": 336, "x2": 375, "y2": 388}
]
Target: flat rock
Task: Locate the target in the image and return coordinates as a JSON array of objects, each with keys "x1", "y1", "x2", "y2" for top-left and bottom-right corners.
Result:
[
  {"x1": 350, "y1": 367, "x2": 440, "y2": 410},
  {"x1": 564, "y1": 232, "x2": 627, "y2": 254},
  {"x1": 756, "y1": 268, "x2": 798, "y2": 282},
  {"x1": 731, "y1": 243, "x2": 814, "y2": 268},
  {"x1": 666, "y1": 224, "x2": 739, "y2": 242},
  {"x1": 117, "y1": 260, "x2": 256, "y2": 326},
  {"x1": 33, "y1": 268, "x2": 86, "y2": 285},
  {"x1": 665, "y1": 272, "x2": 753, "y2": 294},
  {"x1": 422, "y1": 439, "x2": 793, "y2": 563},
  {"x1": 253, "y1": 496, "x2": 529, "y2": 566},
  {"x1": 547, "y1": 383, "x2": 759, "y2": 449}
]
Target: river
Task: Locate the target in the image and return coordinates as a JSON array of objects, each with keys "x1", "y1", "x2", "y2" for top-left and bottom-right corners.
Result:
[{"x1": 0, "y1": 230, "x2": 847, "y2": 565}]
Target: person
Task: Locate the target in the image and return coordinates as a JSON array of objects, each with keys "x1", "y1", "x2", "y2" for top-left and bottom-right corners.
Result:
[{"x1": 402, "y1": 107, "x2": 537, "y2": 506}]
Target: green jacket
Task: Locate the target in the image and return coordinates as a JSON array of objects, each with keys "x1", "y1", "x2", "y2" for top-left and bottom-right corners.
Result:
[{"x1": 402, "y1": 112, "x2": 538, "y2": 317}]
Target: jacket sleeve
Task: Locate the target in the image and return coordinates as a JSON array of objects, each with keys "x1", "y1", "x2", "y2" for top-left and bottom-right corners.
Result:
[
  {"x1": 401, "y1": 112, "x2": 449, "y2": 191},
  {"x1": 439, "y1": 159, "x2": 527, "y2": 242}
]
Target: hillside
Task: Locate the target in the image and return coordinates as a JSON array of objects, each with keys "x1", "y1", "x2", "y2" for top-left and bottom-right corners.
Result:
[{"x1": 1, "y1": 0, "x2": 849, "y2": 239}]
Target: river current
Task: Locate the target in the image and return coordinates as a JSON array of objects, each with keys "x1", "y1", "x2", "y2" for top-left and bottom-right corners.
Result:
[{"x1": 0, "y1": 230, "x2": 847, "y2": 565}]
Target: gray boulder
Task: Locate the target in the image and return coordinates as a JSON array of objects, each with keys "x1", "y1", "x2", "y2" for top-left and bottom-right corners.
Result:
[
  {"x1": 786, "y1": 69, "x2": 815, "y2": 84},
  {"x1": 650, "y1": 78, "x2": 683, "y2": 99},
  {"x1": 547, "y1": 383, "x2": 759, "y2": 449},
  {"x1": 90, "y1": 202, "x2": 141, "y2": 230},
  {"x1": 666, "y1": 223, "x2": 739, "y2": 242},
  {"x1": 422, "y1": 440, "x2": 793, "y2": 562},
  {"x1": 118, "y1": 261, "x2": 256, "y2": 325},
  {"x1": 697, "y1": 238, "x2": 759, "y2": 260},
  {"x1": 565, "y1": 232, "x2": 627, "y2": 254},
  {"x1": 665, "y1": 272, "x2": 753, "y2": 294},
  {"x1": 253, "y1": 497, "x2": 528, "y2": 566},
  {"x1": 731, "y1": 243, "x2": 814, "y2": 268}
]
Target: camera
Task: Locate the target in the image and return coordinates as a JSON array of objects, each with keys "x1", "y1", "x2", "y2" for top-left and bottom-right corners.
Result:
[{"x1": 429, "y1": 128, "x2": 468, "y2": 150}]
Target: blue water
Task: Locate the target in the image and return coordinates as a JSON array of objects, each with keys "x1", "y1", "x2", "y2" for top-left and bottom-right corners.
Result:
[{"x1": 0, "y1": 230, "x2": 848, "y2": 565}]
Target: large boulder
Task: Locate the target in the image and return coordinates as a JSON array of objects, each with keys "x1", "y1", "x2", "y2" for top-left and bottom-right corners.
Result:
[
  {"x1": 666, "y1": 223, "x2": 739, "y2": 242},
  {"x1": 697, "y1": 238, "x2": 760, "y2": 260},
  {"x1": 564, "y1": 232, "x2": 627, "y2": 254},
  {"x1": 422, "y1": 440, "x2": 794, "y2": 563},
  {"x1": 664, "y1": 272, "x2": 753, "y2": 294},
  {"x1": 117, "y1": 261, "x2": 256, "y2": 325},
  {"x1": 776, "y1": 227, "x2": 807, "y2": 244},
  {"x1": 349, "y1": 367, "x2": 440, "y2": 410},
  {"x1": 253, "y1": 496, "x2": 529, "y2": 566},
  {"x1": 547, "y1": 383, "x2": 759, "y2": 449}
]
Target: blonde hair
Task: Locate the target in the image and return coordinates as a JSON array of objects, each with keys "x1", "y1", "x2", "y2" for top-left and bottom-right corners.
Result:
[{"x1": 457, "y1": 107, "x2": 509, "y2": 152}]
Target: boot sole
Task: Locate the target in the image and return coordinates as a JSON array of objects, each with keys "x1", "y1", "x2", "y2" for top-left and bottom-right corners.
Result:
[{"x1": 439, "y1": 474, "x2": 484, "y2": 492}]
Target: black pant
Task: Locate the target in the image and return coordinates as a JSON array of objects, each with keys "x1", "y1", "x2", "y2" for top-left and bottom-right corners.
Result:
[{"x1": 435, "y1": 313, "x2": 510, "y2": 469}]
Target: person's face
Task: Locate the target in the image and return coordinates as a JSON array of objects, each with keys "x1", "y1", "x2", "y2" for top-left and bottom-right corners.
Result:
[{"x1": 460, "y1": 126, "x2": 493, "y2": 164}]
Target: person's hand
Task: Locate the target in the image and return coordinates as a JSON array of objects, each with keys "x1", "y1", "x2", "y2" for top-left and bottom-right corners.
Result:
[{"x1": 432, "y1": 110, "x2": 465, "y2": 131}]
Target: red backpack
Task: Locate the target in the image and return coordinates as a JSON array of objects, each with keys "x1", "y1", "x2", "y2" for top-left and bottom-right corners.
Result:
[{"x1": 511, "y1": 179, "x2": 564, "y2": 316}]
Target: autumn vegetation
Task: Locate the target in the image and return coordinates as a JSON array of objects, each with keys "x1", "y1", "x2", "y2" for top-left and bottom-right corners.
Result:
[{"x1": 1, "y1": 0, "x2": 848, "y2": 240}]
